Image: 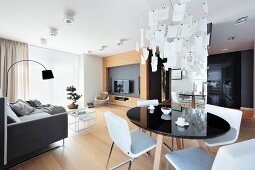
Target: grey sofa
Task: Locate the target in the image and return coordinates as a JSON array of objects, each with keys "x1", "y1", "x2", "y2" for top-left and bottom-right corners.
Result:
[{"x1": 0, "y1": 98, "x2": 68, "y2": 169}]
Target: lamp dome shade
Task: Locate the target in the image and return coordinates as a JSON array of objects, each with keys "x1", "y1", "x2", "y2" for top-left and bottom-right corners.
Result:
[{"x1": 42, "y1": 70, "x2": 54, "y2": 80}]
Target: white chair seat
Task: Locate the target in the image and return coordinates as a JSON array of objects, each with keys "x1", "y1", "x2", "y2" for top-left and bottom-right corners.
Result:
[
  {"x1": 205, "y1": 128, "x2": 237, "y2": 147},
  {"x1": 166, "y1": 139, "x2": 255, "y2": 170},
  {"x1": 212, "y1": 139, "x2": 255, "y2": 170},
  {"x1": 130, "y1": 129, "x2": 156, "y2": 156},
  {"x1": 165, "y1": 147, "x2": 214, "y2": 170}
]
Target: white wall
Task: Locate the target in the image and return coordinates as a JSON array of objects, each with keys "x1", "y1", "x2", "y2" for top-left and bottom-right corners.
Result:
[{"x1": 83, "y1": 54, "x2": 102, "y2": 105}]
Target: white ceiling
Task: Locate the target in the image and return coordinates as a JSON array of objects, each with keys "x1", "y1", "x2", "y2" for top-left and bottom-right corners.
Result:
[{"x1": 0, "y1": 0, "x2": 255, "y2": 56}]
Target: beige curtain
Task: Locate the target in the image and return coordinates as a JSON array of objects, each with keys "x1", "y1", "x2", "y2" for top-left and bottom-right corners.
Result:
[{"x1": 0, "y1": 38, "x2": 29, "y2": 102}]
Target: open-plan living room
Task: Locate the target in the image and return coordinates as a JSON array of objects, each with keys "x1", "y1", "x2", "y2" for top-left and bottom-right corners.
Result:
[{"x1": 0, "y1": 0, "x2": 255, "y2": 170}]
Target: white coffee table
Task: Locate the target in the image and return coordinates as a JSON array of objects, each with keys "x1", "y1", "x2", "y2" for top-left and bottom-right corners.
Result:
[{"x1": 67, "y1": 107, "x2": 96, "y2": 132}]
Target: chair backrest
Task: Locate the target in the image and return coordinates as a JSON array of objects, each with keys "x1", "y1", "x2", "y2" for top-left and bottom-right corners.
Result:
[
  {"x1": 104, "y1": 111, "x2": 131, "y2": 155},
  {"x1": 212, "y1": 138, "x2": 255, "y2": 170},
  {"x1": 171, "y1": 92, "x2": 179, "y2": 103},
  {"x1": 137, "y1": 99, "x2": 159, "y2": 107},
  {"x1": 205, "y1": 104, "x2": 242, "y2": 141},
  {"x1": 96, "y1": 92, "x2": 109, "y2": 100}
]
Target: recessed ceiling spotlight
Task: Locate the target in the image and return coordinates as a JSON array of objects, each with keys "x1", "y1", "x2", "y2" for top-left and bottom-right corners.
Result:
[
  {"x1": 49, "y1": 28, "x2": 58, "y2": 37},
  {"x1": 116, "y1": 39, "x2": 123, "y2": 46},
  {"x1": 227, "y1": 36, "x2": 236, "y2": 41},
  {"x1": 64, "y1": 10, "x2": 75, "y2": 24},
  {"x1": 222, "y1": 48, "x2": 229, "y2": 51},
  {"x1": 235, "y1": 16, "x2": 248, "y2": 25},
  {"x1": 99, "y1": 46, "x2": 107, "y2": 51},
  {"x1": 40, "y1": 38, "x2": 47, "y2": 45}
]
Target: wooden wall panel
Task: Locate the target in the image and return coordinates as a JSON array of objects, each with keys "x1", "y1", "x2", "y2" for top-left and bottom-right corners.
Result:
[
  {"x1": 102, "y1": 50, "x2": 149, "y2": 107},
  {"x1": 109, "y1": 95, "x2": 139, "y2": 108},
  {"x1": 103, "y1": 51, "x2": 141, "y2": 68}
]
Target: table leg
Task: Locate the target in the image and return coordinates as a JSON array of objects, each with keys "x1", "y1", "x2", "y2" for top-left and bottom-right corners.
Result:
[
  {"x1": 175, "y1": 138, "x2": 182, "y2": 150},
  {"x1": 191, "y1": 96, "x2": 196, "y2": 108},
  {"x1": 153, "y1": 134, "x2": 163, "y2": 170},
  {"x1": 197, "y1": 140, "x2": 209, "y2": 152}
]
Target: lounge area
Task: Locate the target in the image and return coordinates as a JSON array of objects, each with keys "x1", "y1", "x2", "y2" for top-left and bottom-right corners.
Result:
[{"x1": 1, "y1": 0, "x2": 255, "y2": 170}]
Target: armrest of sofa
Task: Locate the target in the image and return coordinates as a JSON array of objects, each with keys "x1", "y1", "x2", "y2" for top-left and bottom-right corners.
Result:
[{"x1": 7, "y1": 112, "x2": 68, "y2": 162}]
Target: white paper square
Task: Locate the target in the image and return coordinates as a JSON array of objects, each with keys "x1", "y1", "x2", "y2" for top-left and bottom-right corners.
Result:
[
  {"x1": 204, "y1": 33, "x2": 210, "y2": 46},
  {"x1": 158, "y1": 7, "x2": 169, "y2": 21},
  {"x1": 172, "y1": 3, "x2": 186, "y2": 22},
  {"x1": 179, "y1": 0, "x2": 191, "y2": 3},
  {"x1": 149, "y1": 9, "x2": 159, "y2": 26},
  {"x1": 178, "y1": 24, "x2": 191, "y2": 38},
  {"x1": 174, "y1": 38, "x2": 184, "y2": 53},
  {"x1": 143, "y1": 48, "x2": 149, "y2": 60},
  {"x1": 183, "y1": 15, "x2": 193, "y2": 26},
  {"x1": 203, "y1": 2, "x2": 208, "y2": 14},
  {"x1": 154, "y1": 30, "x2": 165, "y2": 46},
  {"x1": 167, "y1": 25, "x2": 178, "y2": 38},
  {"x1": 199, "y1": 17, "x2": 207, "y2": 32}
]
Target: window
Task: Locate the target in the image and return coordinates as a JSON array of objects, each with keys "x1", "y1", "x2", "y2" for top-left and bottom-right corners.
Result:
[{"x1": 28, "y1": 46, "x2": 83, "y2": 106}]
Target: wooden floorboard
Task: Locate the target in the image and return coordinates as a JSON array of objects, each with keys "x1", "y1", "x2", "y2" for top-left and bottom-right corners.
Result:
[{"x1": 10, "y1": 105, "x2": 255, "y2": 170}]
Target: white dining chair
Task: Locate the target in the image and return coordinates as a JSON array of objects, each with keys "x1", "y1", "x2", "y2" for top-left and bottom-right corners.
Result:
[
  {"x1": 104, "y1": 111, "x2": 156, "y2": 170},
  {"x1": 171, "y1": 92, "x2": 192, "y2": 108},
  {"x1": 204, "y1": 104, "x2": 242, "y2": 148},
  {"x1": 137, "y1": 99, "x2": 159, "y2": 107},
  {"x1": 165, "y1": 138, "x2": 255, "y2": 170}
]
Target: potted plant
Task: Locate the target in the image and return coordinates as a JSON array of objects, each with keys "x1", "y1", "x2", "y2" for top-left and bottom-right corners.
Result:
[{"x1": 66, "y1": 85, "x2": 82, "y2": 109}]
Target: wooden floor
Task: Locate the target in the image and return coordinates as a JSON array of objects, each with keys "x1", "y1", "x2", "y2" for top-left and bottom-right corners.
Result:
[{"x1": 11, "y1": 105, "x2": 255, "y2": 170}]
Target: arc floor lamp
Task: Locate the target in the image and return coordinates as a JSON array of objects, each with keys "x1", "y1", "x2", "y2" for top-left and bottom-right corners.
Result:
[{"x1": 6, "y1": 59, "x2": 54, "y2": 97}]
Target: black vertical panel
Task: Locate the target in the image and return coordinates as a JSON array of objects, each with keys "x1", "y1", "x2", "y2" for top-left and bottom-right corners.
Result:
[
  {"x1": 148, "y1": 50, "x2": 162, "y2": 101},
  {"x1": 148, "y1": 50, "x2": 170, "y2": 102},
  {"x1": 207, "y1": 52, "x2": 241, "y2": 108},
  {"x1": 241, "y1": 50, "x2": 254, "y2": 108},
  {"x1": 0, "y1": 98, "x2": 6, "y2": 168}
]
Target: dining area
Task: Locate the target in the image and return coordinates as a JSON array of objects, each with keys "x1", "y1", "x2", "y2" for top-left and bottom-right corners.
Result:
[{"x1": 103, "y1": 98, "x2": 255, "y2": 170}]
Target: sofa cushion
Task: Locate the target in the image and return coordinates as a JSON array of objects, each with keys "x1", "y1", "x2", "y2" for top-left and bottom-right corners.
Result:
[
  {"x1": 26, "y1": 99, "x2": 42, "y2": 107},
  {"x1": 7, "y1": 104, "x2": 21, "y2": 123},
  {"x1": 19, "y1": 112, "x2": 51, "y2": 122},
  {"x1": 10, "y1": 99, "x2": 35, "y2": 116}
]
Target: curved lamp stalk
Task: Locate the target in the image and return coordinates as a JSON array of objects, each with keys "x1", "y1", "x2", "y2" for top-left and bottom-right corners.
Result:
[{"x1": 6, "y1": 59, "x2": 54, "y2": 97}]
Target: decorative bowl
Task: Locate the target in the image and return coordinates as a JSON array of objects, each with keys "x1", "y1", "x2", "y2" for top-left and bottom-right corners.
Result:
[{"x1": 161, "y1": 107, "x2": 172, "y2": 115}]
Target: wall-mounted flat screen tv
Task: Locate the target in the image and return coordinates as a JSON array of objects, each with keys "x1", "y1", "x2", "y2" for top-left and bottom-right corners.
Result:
[{"x1": 114, "y1": 80, "x2": 130, "y2": 94}]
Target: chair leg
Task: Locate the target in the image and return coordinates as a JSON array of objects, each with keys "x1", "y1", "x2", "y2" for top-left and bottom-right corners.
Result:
[
  {"x1": 106, "y1": 142, "x2": 114, "y2": 169},
  {"x1": 128, "y1": 160, "x2": 133, "y2": 170}
]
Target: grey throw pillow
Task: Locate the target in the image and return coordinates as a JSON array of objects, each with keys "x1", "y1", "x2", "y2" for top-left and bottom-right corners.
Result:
[
  {"x1": 27, "y1": 99, "x2": 42, "y2": 107},
  {"x1": 10, "y1": 100, "x2": 35, "y2": 116},
  {"x1": 7, "y1": 105, "x2": 21, "y2": 123}
]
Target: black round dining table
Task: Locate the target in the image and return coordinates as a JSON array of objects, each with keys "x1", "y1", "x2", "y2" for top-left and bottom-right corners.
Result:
[{"x1": 126, "y1": 105, "x2": 230, "y2": 170}]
